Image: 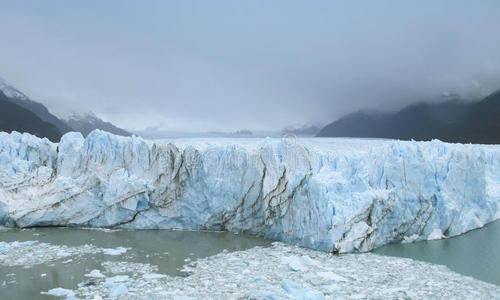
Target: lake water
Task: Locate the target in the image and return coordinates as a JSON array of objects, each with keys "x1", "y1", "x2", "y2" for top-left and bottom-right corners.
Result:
[
  {"x1": 373, "y1": 219, "x2": 500, "y2": 286},
  {"x1": 0, "y1": 228, "x2": 271, "y2": 300},
  {"x1": 1, "y1": 222, "x2": 499, "y2": 299}
]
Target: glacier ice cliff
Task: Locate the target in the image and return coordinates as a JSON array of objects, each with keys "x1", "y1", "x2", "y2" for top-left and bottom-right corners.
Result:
[{"x1": 0, "y1": 130, "x2": 499, "y2": 253}]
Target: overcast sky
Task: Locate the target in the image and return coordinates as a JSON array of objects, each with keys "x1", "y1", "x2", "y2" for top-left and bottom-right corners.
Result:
[{"x1": 1, "y1": 1, "x2": 500, "y2": 132}]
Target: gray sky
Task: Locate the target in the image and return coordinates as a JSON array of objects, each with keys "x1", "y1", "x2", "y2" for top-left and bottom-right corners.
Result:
[{"x1": 1, "y1": 1, "x2": 500, "y2": 132}]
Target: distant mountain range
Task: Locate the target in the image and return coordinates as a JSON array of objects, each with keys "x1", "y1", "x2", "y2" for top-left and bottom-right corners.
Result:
[
  {"x1": 0, "y1": 76, "x2": 131, "y2": 141},
  {"x1": 2, "y1": 76, "x2": 499, "y2": 144},
  {"x1": 281, "y1": 124, "x2": 321, "y2": 136},
  {"x1": 0, "y1": 91, "x2": 62, "y2": 141},
  {"x1": 65, "y1": 112, "x2": 131, "y2": 137},
  {"x1": 317, "y1": 90, "x2": 500, "y2": 144}
]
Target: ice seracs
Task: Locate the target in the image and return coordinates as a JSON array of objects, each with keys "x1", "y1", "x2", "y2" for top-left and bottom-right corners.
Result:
[{"x1": 0, "y1": 130, "x2": 499, "y2": 253}]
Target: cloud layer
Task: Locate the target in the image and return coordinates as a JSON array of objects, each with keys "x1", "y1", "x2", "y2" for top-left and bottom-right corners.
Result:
[{"x1": 1, "y1": 1, "x2": 499, "y2": 132}]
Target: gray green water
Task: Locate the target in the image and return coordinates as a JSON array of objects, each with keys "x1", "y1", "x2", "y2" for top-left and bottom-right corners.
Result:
[
  {"x1": 373, "y1": 219, "x2": 500, "y2": 286},
  {"x1": 1, "y1": 221, "x2": 499, "y2": 299},
  {"x1": 0, "y1": 228, "x2": 271, "y2": 300}
]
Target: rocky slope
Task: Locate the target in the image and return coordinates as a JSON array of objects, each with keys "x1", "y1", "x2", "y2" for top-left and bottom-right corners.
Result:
[{"x1": 317, "y1": 90, "x2": 500, "y2": 144}]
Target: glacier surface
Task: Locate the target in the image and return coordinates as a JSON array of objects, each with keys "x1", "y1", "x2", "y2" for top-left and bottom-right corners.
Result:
[{"x1": 0, "y1": 130, "x2": 499, "y2": 253}]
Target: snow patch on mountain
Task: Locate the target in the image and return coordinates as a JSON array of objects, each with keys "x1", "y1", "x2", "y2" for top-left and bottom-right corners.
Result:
[{"x1": 0, "y1": 76, "x2": 28, "y2": 100}]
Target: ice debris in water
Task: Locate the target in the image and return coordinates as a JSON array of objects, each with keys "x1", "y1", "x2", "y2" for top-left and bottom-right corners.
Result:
[
  {"x1": 102, "y1": 247, "x2": 129, "y2": 256},
  {"x1": 281, "y1": 279, "x2": 325, "y2": 300},
  {"x1": 0, "y1": 241, "x2": 100, "y2": 266},
  {"x1": 143, "y1": 273, "x2": 167, "y2": 280},
  {"x1": 41, "y1": 287, "x2": 77, "y2": 299},
  {"x1": 71, "y1": 243, "x2": 500, "y2": 299},
  {"x1": 281, "y1": 255, "x2": 317, "y2": 272},
  {"x1": 108, "y1": 283, "x2": 129, "y2": 298},
  {"x1": 101, "y1": 261, "x2": 159, "y2": 274},
  {"x1": 0, "y1": 240, "x2": 36, "y2": 254},
  {"x1": 316, "y1": 271, "x2": 347, "y2": 282},
  {"x1": 85, "y1": 270, "x2": 105, "y2": 278}
]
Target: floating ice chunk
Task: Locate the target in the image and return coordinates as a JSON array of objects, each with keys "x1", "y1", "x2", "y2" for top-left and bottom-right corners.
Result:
[
  {"x1": 142, "y1": 273, "x2": 167, "y2": 280},
  {"x1": 57, "y1": 251, "x2": 71, "y2": 257},
  {"x1": 298, "y1": 256, "x2": 317, "y2": 266},
  {"x1": 317, "y1": 271, "x2": 347, "y2": 282},
  {"x1": 85, "y1": 269, "x2": 105, "y2": 278},
  {"x1": 41, "y1": 287, "x2": 75, "y2": 298},
  {"x1": 428, "y1": 228, "x2": 444, "y2": 240},
  {"x1": 104, "y1": 276, "x2": 130, "y2": 298},
  {"x1": 281, "y1": 279, "x2": 325, "y2": 300},
  {"x1": 108, "y1": 283, "x2": 128, "y2": 297},
  {"x1": 102, "y1": 247, "x2": 128, "y2": 256},
  {"x1": 281, "y1": 256, "x2": 317, "y2": 272},
  {"x1": 18, "y1": 240, "x2": 38, "y2": 246},
  {"x1": 104, "y1": 275, "x2": 129, "y2": 284},
  {"x1": 289, "y1": 261, "x2": 308, "y2": 272}
]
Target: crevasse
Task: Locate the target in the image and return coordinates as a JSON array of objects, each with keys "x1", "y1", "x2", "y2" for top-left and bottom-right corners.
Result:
[{"x1": 0, "y1": 130, "x2": 499, "y2": 253}]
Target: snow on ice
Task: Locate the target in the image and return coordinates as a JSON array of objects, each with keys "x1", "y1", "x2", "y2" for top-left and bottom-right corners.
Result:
[{"x1": 0, "y1": 130, "x2": 499, "y2": 253}]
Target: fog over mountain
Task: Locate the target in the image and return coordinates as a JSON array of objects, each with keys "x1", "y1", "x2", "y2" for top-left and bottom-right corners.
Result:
[
  {"x1": 317, "y1": 90, "x2": 500, "y2": 144},
  {"x1": 0, "y1": 76, "x2": 131, "y2": 140},
  {"x1": 0, "y1": 91, "x2": 62, "y2": 142},
  {"x1": 65, "y1": 111, "x2": 132, "y2": 137},
  {"x1": 0, "y1": 1, "x2": 499, "y2": 133}
]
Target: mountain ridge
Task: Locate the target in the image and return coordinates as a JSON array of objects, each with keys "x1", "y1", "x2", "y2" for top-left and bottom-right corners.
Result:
[
  {"x1": 65, "y1": 112, "x2": 132, "y2": 137},
  {"x1": 0, "y1": 77, "x2": 72, "y2": 134},
  {"x1": 0, "y1": 91, "x2": 62, "y2": 141},
  {"x1": 0, "y1": 76, "x2": 131, "y2": 139},
  {"x1": 317, "y1": 91, "x2": 500, "y2": 144}
]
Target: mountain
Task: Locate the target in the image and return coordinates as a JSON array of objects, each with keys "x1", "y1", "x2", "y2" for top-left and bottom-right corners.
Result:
[
  {"x1": 0, "y1": 91, "x2": 62, "y2": 141},
  {"x1": 281, "y1": 124, "x2": 321, "y2": 136},
  {"x1": 0, "y1": 77, "x2": 72, "y2": 134},
  {"x1": 317, "y1": 91, "x2": 500, "y2": 144},
  {"x1": 65, "y1": 112, "x2": 132, "y2": 137},
  {"x1": 0, "y1": 76, "x2": 131, "y2": 138}
]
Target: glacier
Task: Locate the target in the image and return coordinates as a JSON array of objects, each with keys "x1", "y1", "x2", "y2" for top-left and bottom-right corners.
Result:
[{"x1": 0, "y1": 130, "x2": 499, "y2": 253}]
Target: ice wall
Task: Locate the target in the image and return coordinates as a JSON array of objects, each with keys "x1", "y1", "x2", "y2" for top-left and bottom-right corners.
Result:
[{"x1": 0, "y1": 130, "x2": 499, "y2": 253}]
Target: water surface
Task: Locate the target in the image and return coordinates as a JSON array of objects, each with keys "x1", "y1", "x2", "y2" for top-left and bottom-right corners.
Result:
[
  {"x1": 374, "y1": 219, "x2": 500, "y2": 285},
  {"x1": 2, "y1": 221, "x2": 499, "y2": 300},
  {"x1": 0, "y1": 228, "x2": 271, "y2": 300}
]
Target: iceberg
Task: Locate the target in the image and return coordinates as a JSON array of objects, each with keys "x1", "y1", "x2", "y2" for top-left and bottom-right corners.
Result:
[{"x1": 0, "y1": 130, "x2": 499, "y2": 253}]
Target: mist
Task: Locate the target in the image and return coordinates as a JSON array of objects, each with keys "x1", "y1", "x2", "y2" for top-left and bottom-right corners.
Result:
[{"x1": 0, "y1": 0, "x2": 499, "y2": 132}]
